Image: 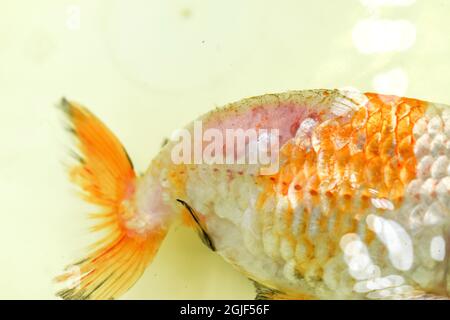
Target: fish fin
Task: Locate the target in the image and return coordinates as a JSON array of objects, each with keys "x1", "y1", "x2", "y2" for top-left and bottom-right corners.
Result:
[
  {"x1": 367, "y1": 290, "x2": 450, "y2": 300},
  {"x1": 55, "y1": 98, "x2": 167, "y2": 300},
  {"x1": 160, "y1": 137, "x2": 169, "y2": 148},
  {"x1": 405, "y1": 294, "x2": 449, "y2": 300},
  {"x1": 253, "y1": 281, "x2": 283, "y2": 300},
  {"x1": 176, "y1": 199, "x2": 215, "y2": 251},
  {"x1": 252, "y1": 281, "x2": 314, "y2": 300}
]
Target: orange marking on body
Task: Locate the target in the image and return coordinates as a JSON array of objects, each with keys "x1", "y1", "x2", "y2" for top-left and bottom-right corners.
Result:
[
  {"x1": 256, "y1": 92, "x2": 429, "y2": 278},
  {"x1": 283, "y1": 201, "x2": 294, "y2": 238}
]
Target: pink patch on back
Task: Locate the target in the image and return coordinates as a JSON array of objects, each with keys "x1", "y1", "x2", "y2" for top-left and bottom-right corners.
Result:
[
  {"x1": 204, "y1": 103, "x2": 320, "y2": 146},
  {"x1": 197, "y1": 102, "x2": 326, "y2": 164}
]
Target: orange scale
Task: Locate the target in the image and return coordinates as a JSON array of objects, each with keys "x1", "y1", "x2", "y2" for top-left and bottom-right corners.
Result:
[
  {"x1": 409, "y1": 105, "x2": 426, "y2": 122},
  {"x1": 334, "y1": 147, "x2": 351, "y2": 177},
  {"x1": 359, "y1": 193, "x2": 372, "y2": 211},
  {"x1": 337, "y1": 180, "x2": 354, "y2": 199},
  {"x1": 383, "y1": 159, "x2": 399, "y2": 187},
  {"x1": 351, "y1": 107, "x2": 368, "y2": 130},
  {"x1": 284, "y1": 143, "x2": 301, "y2": 161},
  {"x1": 396, "y1": 116, "x2": 412, "y2": 141},
  {"x1": 303, "y1": 152, "x2": 317, "y2": 178},
  {"x1": 350, "y1": 128, "x2": 366, "y2": 151},
  {"x1": 305, "y1": 175, "x2": 321, "y2": 195},
  {"x1": 396, "y1": 102, "x2": 412, "y2": 119},
  {"x1": 389, "y1": 179, "x2": 405, "y2": 202},
  {"x1": 365, "y1": 157, "x2": 384, "y2": 186},
  {"x1": 398, "y1": 135, "x2": 414, "y2": 160},
  {"x1": 336, "y1": 121, "x2": 353, "y2": 136},
  {"x1": 366, "y1": 102, "x2": 381, "y2": 116},
  {"x1": 374, "y1": 173, "x2": 390, "y2": 194},
  {"x1": 316, "y1": 150, "x2": 335, "y2": 181},
  {"x1": 366, "y1": 111, "x2": 382, "y2": 137},
  {"x1": 380, "y1": 135, "x2": 396, "y2": 162},
  {"x1": 399, "y1": 164, "x2": 416, "y2": 188},
  {"x1": 381, "y1": 118, "x2": 396, "y2": 138},
  {"x1": 404, "y1": 96, "x2": 426, "y2": 108},
  {"x1": 365, "y1": 132, "x2": 381, "y2": 159},
  {"x1": 380, "y1": 103, "x2": 395, "y2": 118}
]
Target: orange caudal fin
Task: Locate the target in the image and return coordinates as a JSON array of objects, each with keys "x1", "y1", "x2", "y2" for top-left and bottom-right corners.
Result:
[{"x1": 55, "y1": 99, "x2": 167, "y2": 300}]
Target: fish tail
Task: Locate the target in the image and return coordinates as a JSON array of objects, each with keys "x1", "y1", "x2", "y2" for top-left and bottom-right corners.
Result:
[{"x1": 55, "y1": 99, "x2": 167, "y2": 300}]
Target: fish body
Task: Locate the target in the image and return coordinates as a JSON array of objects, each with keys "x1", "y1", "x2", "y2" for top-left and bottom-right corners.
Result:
[{"x1": 57, "y1": 89, "x2": 450, "y2": 299}]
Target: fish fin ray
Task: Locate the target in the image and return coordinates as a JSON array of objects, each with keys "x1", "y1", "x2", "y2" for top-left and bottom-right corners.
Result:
[
  {"x1": 176, "y1": 199, "x2": 215, "y2": 251},
  {"x1": 252, "y1": 280, "x2": 315, "y2": 300},
  {"x1": 55, "y1": 99, "x2": 167, "y2": 300}
]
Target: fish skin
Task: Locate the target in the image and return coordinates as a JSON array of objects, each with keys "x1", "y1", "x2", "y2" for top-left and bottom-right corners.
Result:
[
  {"x1": 134, "y1": 89, "x2": 450, "y2": 299},
  {"x1": 84, "y1": 89, "x2": 450, "y2": 299}
]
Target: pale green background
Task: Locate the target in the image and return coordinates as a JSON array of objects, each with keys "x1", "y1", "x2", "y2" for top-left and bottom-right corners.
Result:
[{"x1": 0, "y1": 0, "x2": 449, "y2": 299}]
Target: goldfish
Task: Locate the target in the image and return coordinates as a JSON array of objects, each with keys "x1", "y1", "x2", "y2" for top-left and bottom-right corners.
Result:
[{"x1": 55, "y1": 89, "x2": 449, "y2": 300}]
